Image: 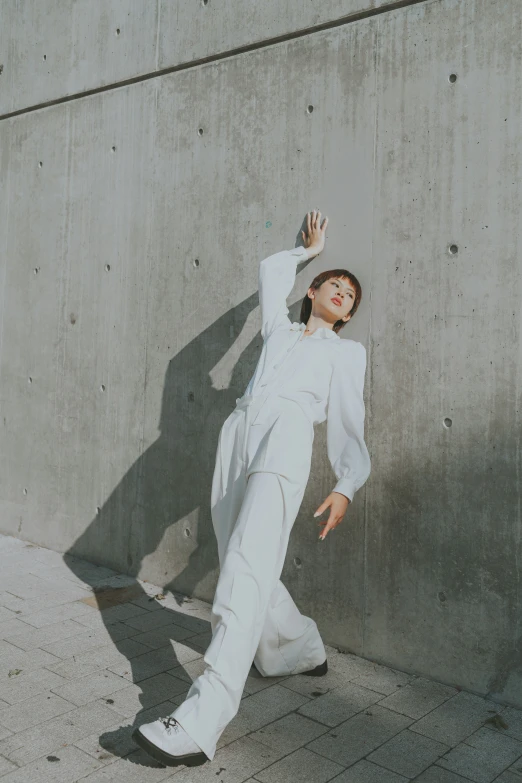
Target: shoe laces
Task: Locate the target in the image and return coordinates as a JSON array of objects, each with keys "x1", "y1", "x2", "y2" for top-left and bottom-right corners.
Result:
[{"x1": 160, "y1": 716, "x2": 180, "y2": 734}]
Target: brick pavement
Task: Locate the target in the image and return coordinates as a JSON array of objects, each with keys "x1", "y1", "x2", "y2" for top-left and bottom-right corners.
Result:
[{"x1": 0, "y1": 533, "x2": 520, "y2": 783}]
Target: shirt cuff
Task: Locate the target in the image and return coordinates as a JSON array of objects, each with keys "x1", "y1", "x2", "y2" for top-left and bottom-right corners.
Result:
[
  {"x1": 332, "y1": 477, "x2": 356, "y2": 503},
  {"x1": 289, "y1": 246, "x2": 309, "y2": 261}
]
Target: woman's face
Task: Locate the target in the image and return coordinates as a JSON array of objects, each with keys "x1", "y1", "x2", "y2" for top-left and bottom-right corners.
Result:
[{"x1": 309, "y1": 276, "x2": 356, "y2": 323}]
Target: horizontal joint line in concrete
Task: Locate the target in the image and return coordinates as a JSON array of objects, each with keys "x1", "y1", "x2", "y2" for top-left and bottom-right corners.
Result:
[{"x1": 0, "y1": 0, "x2": 434, "y2": 122}]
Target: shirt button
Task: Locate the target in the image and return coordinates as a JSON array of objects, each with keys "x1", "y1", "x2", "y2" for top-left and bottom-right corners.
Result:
[{"x1": 273, "y1": 363, "x2": 280, "y2": 369}]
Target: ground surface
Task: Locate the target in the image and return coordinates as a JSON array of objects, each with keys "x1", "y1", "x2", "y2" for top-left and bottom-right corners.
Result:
[{"x1": 0, "y1": 533, "x2": 520, "y2": 782}]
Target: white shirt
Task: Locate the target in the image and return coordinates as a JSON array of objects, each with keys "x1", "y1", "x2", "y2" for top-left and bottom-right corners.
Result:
[{"x1": 242, "y1": 246, "x2": 371, "y2": 502}]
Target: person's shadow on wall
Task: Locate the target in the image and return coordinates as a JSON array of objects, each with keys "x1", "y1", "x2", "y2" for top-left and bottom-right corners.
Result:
[{"x1": 62, "y1": 242, "x2": 313, "y2": 765}]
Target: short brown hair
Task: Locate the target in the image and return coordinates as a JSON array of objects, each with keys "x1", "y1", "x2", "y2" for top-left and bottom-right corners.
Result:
[{"x1": 299, "y1": 269, "x2": 362, "y2": 334}]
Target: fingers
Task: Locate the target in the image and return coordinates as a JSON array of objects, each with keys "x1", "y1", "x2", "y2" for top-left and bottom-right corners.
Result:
[
  {"x1": 313, "y1": 499, "x2": 327, "y2": 517},
  {"x1": 319, "y1": 515, "x2": 339, "y2": 540},
  {"x1": 306, "y1": 211, "x2": 328, "y2": 234}
]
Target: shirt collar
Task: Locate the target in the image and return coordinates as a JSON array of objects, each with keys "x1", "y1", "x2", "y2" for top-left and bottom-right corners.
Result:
[{"x1": 290, "y1": 322, "x2": 340, "y2": 340}]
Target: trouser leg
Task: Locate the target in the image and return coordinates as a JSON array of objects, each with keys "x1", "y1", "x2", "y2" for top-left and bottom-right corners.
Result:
[
  {"x1": 253, "y1": 579, "x2": 326, "y2": 677},
  {"x1": 167, "y1": 471, "x2": 294, "y2": 761}
]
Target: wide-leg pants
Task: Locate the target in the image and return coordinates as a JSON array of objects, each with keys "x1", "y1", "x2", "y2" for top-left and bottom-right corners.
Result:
[{"x1": 168, "y1": 394, "x2": 326, "y2": 761}]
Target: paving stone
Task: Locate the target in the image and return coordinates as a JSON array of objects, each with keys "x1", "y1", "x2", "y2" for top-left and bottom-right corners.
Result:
[
  {"x1": 0, "y1": 572, "x2": 65, "y2": 598},
  {"x1": 236, "y1": 683, "x2": 310, "y2": 732},
  {"x1": 215, "y1": 706, "x2": 259, "y2": 750},
  {"x1": 183, "y1": 629, "x2": 211, "y2": 650},
  {"x1": 107, "y1": 645, "x2": 185, "y2": 682},
  {"x1": 436, "y1": 725, "x2": 522, "y2": 782},
  {"x1": 0, "y1": 537, "x2": 27, "y2": 553},
  {"x1": 159, "y1": 734, "x2": 286, "y2": 783},
  {"x1": 495, "y1": 767, "x2": 522, "y2": 782},
  {"x1": 17, "y1": 601, "x2": 96, "y2": 629},
  {"x1": 2, "y1": 536, "x2": 522, "y2": 783},
  {"x1": 99, "y1": 672, "x2": 190, "y2": 718},
  {"x1": 255, "y1": 746, "x2": 344, "y2": 783},
  {"x1": 377, "y1": 677, "x2": 458, "y2": 719},
  {"x1": 129, "y1": 621, "x2": 199, "y2": 649},
  {"x1": 128, "y1": 594, "x2": 169, "y2": 612},
  {"x1": 279, "y1": 666, "x2": 356, "y2": 698},
  {"x1": 409, "y1": 691, "x2": 508, "y2": 747},
  {"x1": 44, "y1": 637, "x2": 152, "y2": 679},
  {"x1": 73, "y1": 601, "x2": 151, "y2": 627},
  {"x1": 306, "y1": 704, "x2": 412, "y2": 767},
  {"x1": 50, "y1": 669, "x2": 132, "y2": 706},
  {"x1": 0, "y1": 666, "x2": 66, "y2": 705},
  {"x1": 161, "y1": 612, "x2": 210, "y2": 635},
  {"x1": 0, "y1": 701, "x2": 120, "y2": 765},
  {"x1": 74, "y1": 699, "x2": 179, "y2": 766},
  {"x1": 485, "y1": 706, "x2": 522, "y2": 743},
  {"x1": 0, "y1": 591, "x2": 83, "y2": 617},
  {"x1": 349, "y1": 664, "x2": 414, "y2": 696},
  {"x1": 0, "y1": 691, "x2": 75, "y2": 733},
  {"x1": 0, "y1": 617, "x2": 41, "y2": 639},
  {"x1": 3, "y1": 574, "x2": 92, "y2": 603},
  {"x1": 168, "y1": 656, "x2": 213, "y2": 684},
  {"x1": 121, "y1": 607, "x2": 190, "y2": 634},
  {"x1": 0, "y1": 744, "x2": 103, "y2": 782},
  {"x1": 136, "y1": 590, "x2": 212, "y2": 622},
  {"x1": 0, "y1": 607, "x2": 18, "y2": 624},
  {"x1": 367, "y1": 727, "x2": 449, "y2": 778},
  {"x1": 2, "y1": 618, "x2": 100, "y2": 652},
  {"x1": 77, "y1": 748, "x2": 175, "y2": 781},
  {"x1": 414, "y1": 767, "x2": 479, "y2": 782},
  {"x1": 327, "y1": 650, "x2": 395, "y2": 681},
  {"x1": 242, "y1": 669, "x2": 291, "y2": 695},
  {"x1": 325, "y1": 759, "x2": 408, "y2": 782},
  {"x1": 297, "y1": 681, "x2": 382, "y2": 727},
  {"x1": 248, "y1": 711, "x2": 329, "y2": 754},
  {"x1": 0, "y1": 640, "x2": 60, "y2": 675},
  {"x1": 0, "y1": 754, "x2": 17, "y2": 775},
  {"x1": 40, "y1": 623, "x2": 140, "y2": 659}
]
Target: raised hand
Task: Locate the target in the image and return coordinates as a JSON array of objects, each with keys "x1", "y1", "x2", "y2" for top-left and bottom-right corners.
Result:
[{"x1": 301, "y1": 210, "x2": 329, "y2": 258}]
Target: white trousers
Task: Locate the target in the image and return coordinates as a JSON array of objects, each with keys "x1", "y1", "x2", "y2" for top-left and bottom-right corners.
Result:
[{"x1": 168, "y1": 396, "x2": 326, "y2": 761}]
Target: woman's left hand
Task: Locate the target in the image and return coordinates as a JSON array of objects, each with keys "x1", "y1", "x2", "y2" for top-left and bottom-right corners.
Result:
[{"x1": 314, "y1": 492, "x2": 350, "y2": 540}]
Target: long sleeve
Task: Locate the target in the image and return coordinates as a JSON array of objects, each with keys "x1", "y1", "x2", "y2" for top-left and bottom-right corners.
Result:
[
  {"x1": 258, "y1": 246, "x2": 309, "y2": 341},
  {"x1": 326, "y1": 340, "x2": 371, "y2": 502}
]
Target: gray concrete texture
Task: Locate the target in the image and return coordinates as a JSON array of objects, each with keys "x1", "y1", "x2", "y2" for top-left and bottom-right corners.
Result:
[
  {"x1": 0, "y1": 0, "x2": 426, "y2": 118},
  {"x1": 0, "y1": 0, "x2": 520, "y2": 712}
]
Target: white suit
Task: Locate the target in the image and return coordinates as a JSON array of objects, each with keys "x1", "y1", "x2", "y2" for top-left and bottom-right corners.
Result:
[{"x1": 168, "y1": 246, "x2": 371, "y2": 760}]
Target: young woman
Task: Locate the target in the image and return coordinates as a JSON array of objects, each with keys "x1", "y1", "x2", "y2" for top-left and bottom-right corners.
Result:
[{"x1": 133, "y1": 210, "x2": 371, "y2": 767}]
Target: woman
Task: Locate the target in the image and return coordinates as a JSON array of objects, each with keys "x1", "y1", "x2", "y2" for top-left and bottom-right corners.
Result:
[{"x1": 133, "y1": 210, "x2": 371, "y2": 767}]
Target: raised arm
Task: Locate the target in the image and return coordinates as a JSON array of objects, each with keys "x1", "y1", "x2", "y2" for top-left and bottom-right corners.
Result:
[
  {"x1": 326, "y1": 340, "x2": 371, "y2": 502},
  {"x1": 258, "y1": 211, "x2": 329, "y2": 341},
  {"x1": 258, "y1": 246, "x2": 309, "y2": 340}
]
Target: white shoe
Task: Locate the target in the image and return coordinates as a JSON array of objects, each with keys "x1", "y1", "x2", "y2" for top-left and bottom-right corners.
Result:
[{"x1": 132, "y1": 716, "x2": 208, "y2": 767}]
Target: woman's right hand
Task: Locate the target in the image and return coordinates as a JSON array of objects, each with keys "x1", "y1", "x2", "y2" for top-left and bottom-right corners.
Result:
[{"x1": 302, "y1": 210, "x2": 329, "y2": 258}]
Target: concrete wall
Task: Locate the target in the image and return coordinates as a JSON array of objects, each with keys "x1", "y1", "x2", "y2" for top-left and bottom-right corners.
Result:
[
  {"x1": 1, "y1": 0, "x2": 423, "y2": 117},
  {"x1": 1, "y1": 0, "x2": 521, "y2": 708}
]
